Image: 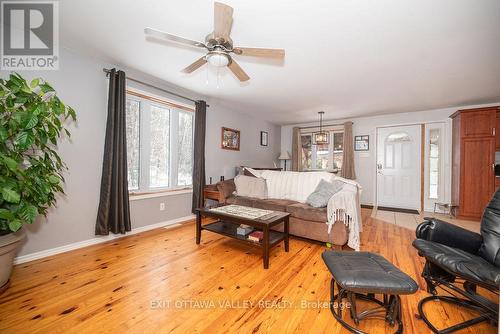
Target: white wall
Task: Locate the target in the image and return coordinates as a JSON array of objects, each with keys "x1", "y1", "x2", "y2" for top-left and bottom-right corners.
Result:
[
  {"x1": 1, "y1": 47, "x2": 280, "y2": 258},
  {"x1": 281, "y1": 103, "x2": 500, "y2": 207}
]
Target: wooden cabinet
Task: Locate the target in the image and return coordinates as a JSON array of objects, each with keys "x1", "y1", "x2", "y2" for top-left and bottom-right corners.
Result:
[
  {"x1": 460, "y1": 137, "x2": 495, "y2": 218},
  {"x1": 496, "y1": 111, "x2": 500, "y2": 150},
  {"x1": 203, "y1": 184, "x2": 222, "y2": 205},
  {"x1": 451, "y1": 107, "x2": 497, "y2": 220},
  {"x1": 460, "y1": 109, "x2": 496, "y2": 137}
]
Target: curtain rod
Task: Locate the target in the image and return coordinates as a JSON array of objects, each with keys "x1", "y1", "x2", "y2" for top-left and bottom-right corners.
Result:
[
  {"x1": 102, "y1": 68, "x2": 209, "y2": 107},
  {"x1": 299, "y1": 122, "x2": 351, "y2": 130}
]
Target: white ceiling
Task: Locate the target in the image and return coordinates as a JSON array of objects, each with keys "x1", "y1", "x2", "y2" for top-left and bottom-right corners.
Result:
[{"x1": 60, "y1": 0, "x2": 500, "y2": 124}]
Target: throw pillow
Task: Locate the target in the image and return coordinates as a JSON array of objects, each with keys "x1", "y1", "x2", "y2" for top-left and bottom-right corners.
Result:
[
  {"x1": 306, "y1": 179, "x2": 344, "y2": 208},
  {"x1": 234, "y1": 175, "x2": 268, "y2": 199}
]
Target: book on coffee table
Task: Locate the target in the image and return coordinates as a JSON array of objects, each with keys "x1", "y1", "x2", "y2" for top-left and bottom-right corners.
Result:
[{"x1": 248, "y1": 231, "x2": 264, "y2": 242}]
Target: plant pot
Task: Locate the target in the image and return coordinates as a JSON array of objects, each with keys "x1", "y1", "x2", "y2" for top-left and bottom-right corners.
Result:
[{"x1": 0, "y1": 229, "x2": 25, "y2": 294}]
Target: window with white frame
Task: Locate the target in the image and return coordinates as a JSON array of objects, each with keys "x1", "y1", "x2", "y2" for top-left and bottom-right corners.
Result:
[
  {"x1": 300, "y1": 131, "x2": 344, "y2": 171},
  {"x1": 125, "y1": 90, "x2": 194, "y2": 193},
  {"x1": 428, "y1": 128, "x2": 440, "y2": 199}
]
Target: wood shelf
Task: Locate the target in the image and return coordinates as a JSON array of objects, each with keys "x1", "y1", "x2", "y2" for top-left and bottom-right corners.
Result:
[
  {"x1": 196, "y1": 206, "x2": 290, "y2": 269},
  {"x1": 201, "y1": 221, "x2": 284, "y2": 247}
]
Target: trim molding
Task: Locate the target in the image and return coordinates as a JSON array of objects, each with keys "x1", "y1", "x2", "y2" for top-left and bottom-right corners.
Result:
[
  {"x1": 14, "y1": 215, "x2": 195, "y2": 265},
  {"x1": 377, "y1": 206, "x2": 420, "y2": 215},
  {"x1": 129, "y1": 189, "x2": 193, "y2": 201}
]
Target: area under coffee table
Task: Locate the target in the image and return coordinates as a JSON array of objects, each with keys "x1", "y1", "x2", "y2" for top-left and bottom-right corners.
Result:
[{"x1": 195, "y1": 205, "x2": 290, "y2": 269}]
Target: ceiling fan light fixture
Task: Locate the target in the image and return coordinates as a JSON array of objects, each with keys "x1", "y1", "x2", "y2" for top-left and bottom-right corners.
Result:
[
  {"x1": 206, "y1": 51, "x2": 230, "y2": 67},
  {"x1": 145, "y1": 2, "x2": 285, "y2": 82}
]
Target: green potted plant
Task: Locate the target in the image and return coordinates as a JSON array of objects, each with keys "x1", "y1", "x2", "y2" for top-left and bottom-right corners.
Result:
[{"x1": 0, "y1": 73, "x2": 75, "y2": 293}]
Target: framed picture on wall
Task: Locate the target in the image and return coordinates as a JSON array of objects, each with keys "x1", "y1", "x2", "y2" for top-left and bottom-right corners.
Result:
[
  {"x1": 354, "y1": 135, "x2": 369, "y2": 151},
  {"x1": 221, "y1": 127, "x2": 240, "y2": 151},
  {"x1": 260, "y1": 131, "x2": 268, "y2": 146}
]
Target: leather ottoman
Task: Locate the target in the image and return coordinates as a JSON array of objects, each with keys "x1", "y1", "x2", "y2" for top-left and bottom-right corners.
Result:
[{"x1": 322, "y1": 251, "x2": 418, "y2": 333}]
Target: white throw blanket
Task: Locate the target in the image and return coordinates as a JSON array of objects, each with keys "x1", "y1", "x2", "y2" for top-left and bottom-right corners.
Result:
[
  {"x1": 245, "y1": 168, "x2": 362, "y2": 250},
  {"x1": 258, "y1": 170, "x2": 333, "y2": 203},
  {"x1": 327, "y1": 176, "x2": 363, "y2": 251}
]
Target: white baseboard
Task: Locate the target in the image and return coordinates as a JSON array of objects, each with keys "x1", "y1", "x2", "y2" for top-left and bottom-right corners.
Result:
[{"x1": 14, "y1": 215, "x2": 195, "y2": 265}]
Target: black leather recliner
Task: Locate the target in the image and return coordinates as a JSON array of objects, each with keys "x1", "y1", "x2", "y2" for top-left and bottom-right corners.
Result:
[{"x1": 413, "y1": 189, "x2": 500, "y2": 333}]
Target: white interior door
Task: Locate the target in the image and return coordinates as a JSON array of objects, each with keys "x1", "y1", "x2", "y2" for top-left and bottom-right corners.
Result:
[{"x1": 376, "y1": 125, "x2": 421, "y2": 211}]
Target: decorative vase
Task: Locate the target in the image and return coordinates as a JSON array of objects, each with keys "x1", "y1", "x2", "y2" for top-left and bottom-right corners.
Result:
[{"x1": 0, "y1": 229, "x2": 26, "y2": 294}]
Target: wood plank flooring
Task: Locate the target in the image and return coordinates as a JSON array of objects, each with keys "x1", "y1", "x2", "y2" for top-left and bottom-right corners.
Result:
[{"x1": 0, "y1": 209, "x2": 497, "y2": 333}]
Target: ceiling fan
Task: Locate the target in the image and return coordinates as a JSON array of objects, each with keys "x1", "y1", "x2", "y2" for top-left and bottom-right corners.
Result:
[{"x1": 144, "y1": 2, "x2": 285, "y2": 82}]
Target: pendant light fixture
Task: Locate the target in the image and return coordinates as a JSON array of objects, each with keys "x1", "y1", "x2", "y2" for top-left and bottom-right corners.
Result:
[{"x1": 313, "y1": 111, "x2": 329, "y2": 145}]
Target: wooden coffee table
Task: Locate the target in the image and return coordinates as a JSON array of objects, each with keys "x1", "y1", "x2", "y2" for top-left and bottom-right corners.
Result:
[{"x1": 195, "y1": 205, "x2": 290, "y2": 269}]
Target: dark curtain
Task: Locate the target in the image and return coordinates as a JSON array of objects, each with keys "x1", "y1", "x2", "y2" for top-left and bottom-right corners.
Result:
[
  {"x1": 192, "y1": 100, "x2": 207, "y2": 213},
  {"x1": 95, "y1": 69, "x2": 131, "y2": 235}
]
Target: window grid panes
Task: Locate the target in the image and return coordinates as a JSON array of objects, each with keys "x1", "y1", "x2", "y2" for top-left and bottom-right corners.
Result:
[
  {"x1": 301, "y1": 135, "x2": 312, "y2": 170},
  {"x1": 149, "y1": 105, "x2": 170, "y2": 188},
  {"x1": 125, "y1": 99, "x2": 140, "y2": 190},
  {"x1": 301, "y1": 131, "x2": 344, "y2": 171},
  {"x1": 125, "y1": 92, "x2": 194, "y2": 192},
  {"x1": 429, "y1": 129, "x2": 440, "y2": 199},
  {"x1": 177, "y1": 111, "x2": 194, "y2": 186},
  {"x1": 315, "y1": 143, "x2": 329, "y2": 169},
  {"x1": 333, "y1": 132, "x2": 344, "y2": 170}
]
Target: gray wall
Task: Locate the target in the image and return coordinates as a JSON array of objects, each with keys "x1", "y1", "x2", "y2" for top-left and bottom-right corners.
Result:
[
  {"x1": 205, "y1": 99, "x2": 281, "y2": 183},
  {"x1": 130, "y1": 192, "x2": 193, "y2": 228},
  {"x1": 0, "y1": 48, "x2": 280, "y2": 257}
]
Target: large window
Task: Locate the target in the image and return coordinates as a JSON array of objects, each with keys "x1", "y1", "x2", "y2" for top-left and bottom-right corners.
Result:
[
  {"x1": 301, "y1": 131, "x2": 344, "y2": 171},
  {"x1": 125, "y1": 90, "x2": 194, "y2": 193}
]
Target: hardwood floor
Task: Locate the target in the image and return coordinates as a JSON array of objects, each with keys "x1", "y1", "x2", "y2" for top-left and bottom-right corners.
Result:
[{"x1": 0, "y1": 209, "x2": 496, "y2": 333}]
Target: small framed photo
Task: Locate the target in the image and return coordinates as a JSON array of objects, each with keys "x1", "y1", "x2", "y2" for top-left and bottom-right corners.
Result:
[
  {"x1": 260, "y1": 131, "x2": 268, "y2": 146},
  {"x1": 221, "y1": 127, "x2": 240, "y2": 151},
  {"x1": 354, "y1": 135, "x2": 369, "y2": 151}
]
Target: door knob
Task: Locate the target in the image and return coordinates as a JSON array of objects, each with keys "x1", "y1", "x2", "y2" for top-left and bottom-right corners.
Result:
[{"x1": 377, "y1": 163, "x2": 382, "y2": 170}]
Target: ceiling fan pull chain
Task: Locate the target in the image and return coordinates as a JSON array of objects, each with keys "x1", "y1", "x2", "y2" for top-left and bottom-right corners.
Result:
[
  {"x1": 216, "y1": 66, "x2": 220, "y2": 89},
  {"x1": 205, "y1": 64, "x2": 209, "y2": 86}
]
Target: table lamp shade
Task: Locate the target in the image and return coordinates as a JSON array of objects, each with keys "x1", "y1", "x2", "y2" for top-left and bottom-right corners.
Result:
[{"x1": 278, "y1": 151, "x2": 291, "y2": 160}]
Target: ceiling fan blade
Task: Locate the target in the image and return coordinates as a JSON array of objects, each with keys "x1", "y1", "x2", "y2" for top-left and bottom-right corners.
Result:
[
  {"x1": 228, "y1": 59, "x2": 250, "y2": 82},
  {"x1": 214, "y1": 2, "x2": 233, "y2": 40},
  {"x1": 182, "y1": 57, "x2": 207, "y2": 73},
  {"x1": 145, "y1": 27, "x2": 206, "y2": 49},
  {"x1": 233, "y1": 47, "x2": 285, "y2": 59}
]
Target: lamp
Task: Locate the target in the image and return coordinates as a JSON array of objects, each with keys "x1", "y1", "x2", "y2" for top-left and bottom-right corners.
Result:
[
  {"x1": 206, "y1": 51, "x2": 230, "y2": 67},
  {"x1": 313, "y1": 111, "x2": 329, "y2": 145},
  {"x1": 278, "y1": 150, "x2": 291, "y2": 171}
]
